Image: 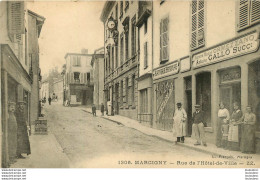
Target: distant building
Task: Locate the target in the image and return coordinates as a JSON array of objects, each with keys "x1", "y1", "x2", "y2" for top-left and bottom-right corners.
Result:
[
  {"x1": 64, "y1": 52, "x2": 94, "y2": 106},
  {"x1": 91, "y1": 47, "x2": 104, "y2": 109},
  {"x1": 53, "y1": 78, "x2": 63, "y2": 103},
  {"x1": 40, "y1": 80, "x2": 49, "y2": 100}
]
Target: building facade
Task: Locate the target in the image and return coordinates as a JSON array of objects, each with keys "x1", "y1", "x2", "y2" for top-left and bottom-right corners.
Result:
[
  {"x1": 40, "y1": 80, "x2": 49, "y2": 100},
  {"x1": 64, "y1": 53, "x2": 94, "y2": 106},
  {"x1": 53, "y1": 78, "x2": 63, "y2": 103},
  {"x1": 0, "y1": 1, "x2": 44, "y2": 167},
  {"x1": 91, "y1": 47, "x2": 105, "y2": 109},
  {"x1": 151, "y1": 0, "x2": 260, "y2": 152},
  {"x1": 136, "y1": 1, "x2": 153, "y2": 127},
  {"x1": 100, "y1": 1, "x2": 139, "y2": 118}
]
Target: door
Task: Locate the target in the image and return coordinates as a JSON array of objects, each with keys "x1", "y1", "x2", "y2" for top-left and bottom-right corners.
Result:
[{"x1": 186, "y1": 90, "x2": 192, "y2": 136}]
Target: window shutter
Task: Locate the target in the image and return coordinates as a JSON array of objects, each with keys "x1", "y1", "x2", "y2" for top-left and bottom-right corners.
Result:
[
  {"x1": 84, "y1": 73, "x2": 86, "y2": 83},
  {"x1": 70, "y1": 72, "x2": 74, "y2": 83},
  {"x1": 80, "y1": 73, "x2": 83, "y2": 83},
  {"x1": 250, "y1": 0, "x2": 260, "y2": 24},
  {"x1": 144, "y1": 42, "x2": 148, "y2": 68},
  {"x1": 160, "y1": 17, "x2": 169, "y2": 62},
  {"x1": 238, "y1": 0, "x2": 250, "y2": 30},
  {"x1": 160, "y1": 20, "x2": 163, "y2": 62},
  {"x1": 90, "y1": 70, "x2": 93, "y2": 82},
  {"x1": 191, "y1": 0, "x2": 204, "y2": 50},
  {"x1": 8, "y1": 1, "x2": 25, "y2": 35}
]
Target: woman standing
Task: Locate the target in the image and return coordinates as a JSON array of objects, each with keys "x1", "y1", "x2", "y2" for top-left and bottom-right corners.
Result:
[
  {"x1": 228, "y1": 102, "x2": 243, "y2": 151},
  {"x1": 240, "y1": 106, "x2": 256, "y2": 154},
  {"x1": 216, "y1": 102, "x2": 230, "y2": 148}
]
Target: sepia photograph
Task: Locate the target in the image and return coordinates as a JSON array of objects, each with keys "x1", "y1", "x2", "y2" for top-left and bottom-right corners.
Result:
[{"x1": 0, "y1": 0, "x2": 260, "y2": 173}]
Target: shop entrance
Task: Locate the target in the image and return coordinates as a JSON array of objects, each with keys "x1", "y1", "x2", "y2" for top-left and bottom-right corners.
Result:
[
  {"x1": 219, "y1": 67, "x2": 241, "y2": 113},
  {"x1": 196, "y1": 72, "x2": 211, "y2": 127},
  {"x1": 248, "y1": 60, "x2": 260, "y2": 131},
  {"x1": 184, "y1": 76, "x2": 192, "y2": 136}
]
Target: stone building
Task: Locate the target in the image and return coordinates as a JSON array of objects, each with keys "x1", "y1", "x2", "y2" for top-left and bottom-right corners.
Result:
[
  {"x1": 0, "y1": 1, "x2": 44, "y2": 167},
  {"x1": 64, "y1": 52, "x2": 94, "y2": 106},
  {"x1": 91, "y1": 47, "x2": 105, "y2": 109},
  {"x1": 100, "y1": 1, "x2": 139, "y2": 118}
]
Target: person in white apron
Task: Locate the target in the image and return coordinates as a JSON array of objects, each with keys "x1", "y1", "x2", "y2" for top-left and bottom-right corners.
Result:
[{"x1": 172, "y1": 102, "x2": 187, "y2": 144}]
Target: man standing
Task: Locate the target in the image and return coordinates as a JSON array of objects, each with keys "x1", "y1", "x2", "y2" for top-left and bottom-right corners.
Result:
[
  {"x1": 192, "y1": 104, "x2": 207, "y2": 146},
  {"x1": 92, "y1": 104, "x2": 96, "y2": 117},
  {"x1": 16, "y1": 101, "x2": 31, "y2": 158},
  {"x1": 48, "y1": 96, "x2": 52, "y2": 105},
  {"x1": 172, "y1": 102, "x2": 187, "y2": 144},
  {"x1": 101, "y1": 103, "x2": 104, "y2": 116}
]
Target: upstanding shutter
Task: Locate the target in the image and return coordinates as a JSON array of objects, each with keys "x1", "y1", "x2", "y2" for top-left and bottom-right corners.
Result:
[
  {"x1": 191, "y1": 0, "x2": 197, "y2": 50},
  {"x1": 238, "y1": 0, "x2": 250, "y2": 30},
  {"x1": 197, "y1": 0, "x2": 205, "y2": 46},
  {"x1": 160, "y1": 20, "x2": 163, "y2": 62},
  {"x1": 160, "y1": 17, "x2": 169, "y2": 62},
  {"x1": 80, "y1": 73, "x2": 83, "y2": 83},
  {"x1": 250, "y1": 0, "x2": 260, "y2": 25},
  {"x1": 8, "y1": 1, "x2": 25, "y2": 35},
  {"x1": 70, "y1": 72, "x2": 74, "y2": 83}
]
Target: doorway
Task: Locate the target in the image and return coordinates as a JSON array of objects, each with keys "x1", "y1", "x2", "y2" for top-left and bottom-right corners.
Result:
[
  {"x1": 196, "y1": 72, "x2": 211, "y2": 127},
  {"x1": 184, "y1": 76, "x2": 192, "y2": 136}
]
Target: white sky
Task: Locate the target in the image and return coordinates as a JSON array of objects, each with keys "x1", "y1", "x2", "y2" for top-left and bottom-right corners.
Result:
[{"x1": 27, "y1": 1, "x2": 105, "y2": 76}]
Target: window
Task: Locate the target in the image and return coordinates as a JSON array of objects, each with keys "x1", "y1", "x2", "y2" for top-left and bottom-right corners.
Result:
[
  {"x1": 120, "y1": 80, "x2": 123, "y2": 106},
  {"x1": 125, "y1": 77, "x2": 129, "y2": 106},
  {"x1": 131, "y1": 75, "x2": 135, "y2": 106},
  {"x1": 125, "y1": 31, "x2": 129, "y2": 60},
  {"x1": 87, "y1": 72, "x2": 90, "y2": 82},
  {"x1": 120, "y1": 33, "x2": 124, "y2": 65},
  {"x1": 115, "y1": 4, "x2": 118, "y2": 20},
  {"x1": 131, "y1": 16, "x2": 136, "y2": 57},
  {"x1": 72, "y1": 56, "x2": 81, "y2": 66},
  {"x1": 120, "y1": 1, "x2": 123, "y2": 19},
  {"x1": 125, "y1": 1, "x2": 129, "y2": 11},
  {"x1": 140, "y1": 89, "x2": 148, "y2": 113},
  {"x1": 238, "y1": 0, "x2": 260, "y2": 31},
  {"x1": 144, "y1": 20, "x2": 147, "y2": 34},
  {"x1": 160, "y1": 17, "x2": 169, "y2": 63},
  {"x1": 74, "y1": 72, "x2": 80, "y2": 83},
  {"x1": 191, "y1": 0, "x2": 205, "y2": 50},
  {"x1": 144, "y1": 42, "x2": 148, "y2": 69}
]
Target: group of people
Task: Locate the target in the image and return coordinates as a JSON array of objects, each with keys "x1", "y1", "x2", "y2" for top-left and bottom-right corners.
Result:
[
  {"x1": 7, "y1": 101, "x2": 31, "y2": 166},
  {"x1": 172, "y1": 102, "x2": 256, "y2": 154},
  {"x1": 216, "y1": 102, "x2": 256, "y2": 154},
  {"x1": 92, "y1": 103, "x2": 105, "y2": 117}
]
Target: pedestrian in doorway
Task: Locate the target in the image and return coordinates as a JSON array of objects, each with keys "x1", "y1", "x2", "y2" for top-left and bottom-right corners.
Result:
[
  {"x1": 192, "y1": 104, "x2": 207, "y2": 146},
  {"x1": 240, "y1": 106, "x2": 256, "y2": 154},
  {"x1": 16, "y1": 101, "x2": 31, "y2": 159},
  {"x1": 216, "y1": 102, "x2": 230, "y2": 148},
  {"x1": 101, "y1": 103, "x2": 104, "y2": 116},
  {"x1": 228, "y1": 102, "x2": 243, "y2": 151},
  {"x1": 8, "y1": 102, "x2": 17, "y2": 164},
  {"x1": 48, "y1": 96, "x2": 52, "y2": 105},
  {"x1": 92, "y1": 104, "x2": 96, "y2": 117},
  {"x1": 172, "y1": 102, "x2": 187, "y2": 144}
]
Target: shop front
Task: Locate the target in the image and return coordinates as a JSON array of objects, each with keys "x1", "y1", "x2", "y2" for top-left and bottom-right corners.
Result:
[{"x1": 1, "y1": 44, "x2": 32, "y2": 167}]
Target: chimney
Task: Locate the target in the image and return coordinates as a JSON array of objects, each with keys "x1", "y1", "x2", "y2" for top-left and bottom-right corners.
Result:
[{"x1": 81, "y1": 49, "x2": 88, "y2": 54}]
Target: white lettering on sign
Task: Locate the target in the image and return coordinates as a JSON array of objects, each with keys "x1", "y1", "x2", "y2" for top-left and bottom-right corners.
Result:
[
  {"x1": 192, "y1": 32, "x2": 259, "y2": 68},
  {"x1": 153, "y1": 61, "x2": 179, "y2": 80}
]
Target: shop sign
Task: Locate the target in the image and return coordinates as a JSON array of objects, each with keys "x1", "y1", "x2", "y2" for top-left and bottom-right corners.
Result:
[
  {"x1": 180, "y1": 56, "x2": 191, "y2": 72},
  {"x1": 192, "y1": 32, "x2": 259, "y2": 68},
  {"x1": 153, "y1": 61, "x2": 179, "y2": 80}
]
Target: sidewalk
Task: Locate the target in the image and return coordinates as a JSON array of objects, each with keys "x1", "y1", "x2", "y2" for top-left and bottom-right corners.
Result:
[
  {"x1": 81, "y1": 107, "x2": 260, "y2": 160},
  {"x1": 10, "y1": 126, "x2": 70, "y2": 168}
]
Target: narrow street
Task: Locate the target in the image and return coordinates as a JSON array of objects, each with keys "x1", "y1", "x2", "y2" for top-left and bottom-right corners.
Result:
[{"x1": 44, "y1": 103, "x2": 210, "y2": 168}]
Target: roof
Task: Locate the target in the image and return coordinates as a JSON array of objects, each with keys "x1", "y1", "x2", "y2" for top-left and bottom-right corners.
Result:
[
  {"x1": 64, "y1": 53, "x2": 93, "y2": 59},
  {"x1": 100, "y1": 1, "x2": 116, "y2": 23},
  {"x1": 27, "y1": 10, "x2": 45, "y2": 37}
]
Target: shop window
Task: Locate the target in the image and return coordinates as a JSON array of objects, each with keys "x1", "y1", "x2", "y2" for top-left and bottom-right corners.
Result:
[
  {"x1": 248, "y1": 60, "x2": 260, "y2": 131},
  {"x1": 144, "y1": 42, "x2": 148, "y2": 69},
  {"x1": 238, "y1": 0, "x2": 260, "y2": 31},
  {"x1": 190, "y1": 0, "x2": 205, "y2": 51},
  {"x1": 160, "y1": 16, "x2": 169, "y2": 64},
  {"x1": 74, "y1": 72, "x2": 80, "y2": 83}
]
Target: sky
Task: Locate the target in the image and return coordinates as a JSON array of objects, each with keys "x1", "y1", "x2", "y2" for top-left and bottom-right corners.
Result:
[{"x1": 27, "y1": 1, "x2": 105, "y2": 76}]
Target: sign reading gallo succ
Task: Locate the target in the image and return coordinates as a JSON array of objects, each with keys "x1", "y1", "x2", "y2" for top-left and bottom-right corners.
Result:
[
  {"x1": 192, "y1": 32, "x2": 259, "y2": 68},
  {"x1": 153, "y1": 61, "x2": 179, "y2": 80}
]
